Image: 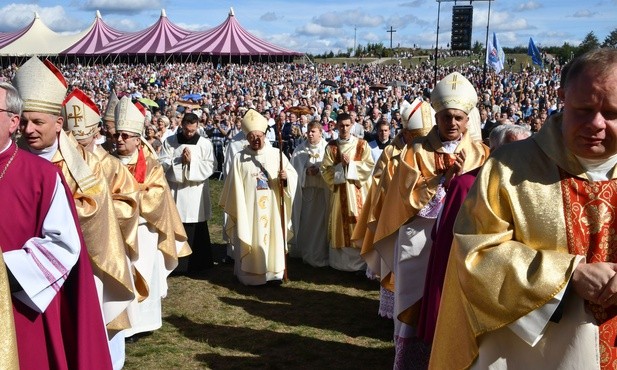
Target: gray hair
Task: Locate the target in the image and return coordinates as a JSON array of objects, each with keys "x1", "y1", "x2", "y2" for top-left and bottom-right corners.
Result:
[
  {"x1": 0, "y1": 81, "x2": 23, "y2": 117},
  {"x1": 489, "y1": 124, "x2": 531, "y2": 151}
]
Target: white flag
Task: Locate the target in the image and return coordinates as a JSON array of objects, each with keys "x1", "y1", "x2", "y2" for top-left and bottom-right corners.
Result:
[{"x1": 486, "y1": 32, "x2": 505, "y2": 73}]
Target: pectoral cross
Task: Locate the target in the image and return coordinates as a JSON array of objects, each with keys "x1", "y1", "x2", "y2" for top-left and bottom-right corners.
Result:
[{"x1": 68, "y1": 105, "x2": 84, "y2": 127}]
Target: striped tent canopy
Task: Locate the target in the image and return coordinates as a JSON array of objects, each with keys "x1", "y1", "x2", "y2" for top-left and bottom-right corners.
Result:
[
  {"x1": 94, "y1": 9, "x2": 191, "y2": 55},
  {"x1": 168, "y1": 8, "x2": 303, "y2": 56},
  {"x1": 0, "y1": 12, "x2": 91, "y2": 56},
  {"x1": 0, "y1": 20, "x2": 31, "y2": 49},
  {"x1": 61, "y1": 11, "x2": 124, "y2": 55}
]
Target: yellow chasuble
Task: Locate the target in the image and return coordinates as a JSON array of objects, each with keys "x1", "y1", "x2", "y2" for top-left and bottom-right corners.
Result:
[
  {"x1": 53, "y1": 131, "x2": 135, "y2": 331},
  {"x1": 430, "y1": 114, "x2": 614, "y2": 369},
  {"x1": 125, "y1": 149, "x2": 190, "y2": 268},
  {"x1": 93, "y1": 145, "x2": 147, "y2": 301},
  {"x1": 353, "y1": 133, "x2": 407, "y2": 291},
  {"x1": 0, "y1": 254, "x2": 18, "y2": 370}
]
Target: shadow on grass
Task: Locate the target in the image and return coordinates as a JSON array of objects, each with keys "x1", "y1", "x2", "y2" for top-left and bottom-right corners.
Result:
[
  {"x1": 165, "y1": 315, "x2": 393, "y2": 370},
  {"x1": 210, "y1": 244, "x2": 381, "y2": 292}
]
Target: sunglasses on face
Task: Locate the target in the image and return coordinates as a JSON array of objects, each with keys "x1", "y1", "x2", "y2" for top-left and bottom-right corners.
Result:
[{"x1": 113, "y1": 132, "x2": 140, "y2": 141}]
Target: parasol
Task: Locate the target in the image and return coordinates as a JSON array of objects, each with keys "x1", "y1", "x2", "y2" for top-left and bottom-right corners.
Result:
[
  {"x1": 320, "y1": 79, "x2": 338, "y2": 88},
  {"x1": 181, "y1": 93, "x2": 203, "y2": 101},
  {"x1": 138, "y1": 98, "x2": 159, "y2": 108},
  {"x1": 369, "y1": 83, "x2": 388, "y2": 91},
  {"x1": 285, "y1": 106, "x2": 312, "y2": 116}
]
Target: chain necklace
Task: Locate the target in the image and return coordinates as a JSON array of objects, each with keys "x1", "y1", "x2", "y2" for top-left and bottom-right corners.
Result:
[{"x1": 0, "y1": 144, "x2": 18, "y2": 181}]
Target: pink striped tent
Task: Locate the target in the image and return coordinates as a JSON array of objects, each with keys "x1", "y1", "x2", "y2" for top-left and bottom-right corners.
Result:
[
  {"x1": 61, "y1": 11, "x2": 124, "y2": 55},
  {"x1": 168, "y1": 8, "x2": 303, "y2": 57},
  {"x1": 0, "y1": 21, "x2": 31, "y2": 49},
  {"x1": 94, "y1": 9, "x2": 190, "y2": 55}
]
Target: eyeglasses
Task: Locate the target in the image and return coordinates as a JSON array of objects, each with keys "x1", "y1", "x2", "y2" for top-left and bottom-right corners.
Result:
[
  {"x1": 113, "y1": 132, "x2": 140, "y2": 141},
  {"x1": 0, "y1": 107, "x2": 15, "y2": 115}
]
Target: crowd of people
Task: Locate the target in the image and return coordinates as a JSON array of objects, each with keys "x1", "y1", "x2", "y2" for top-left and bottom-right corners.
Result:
[{"x1": 2, "y1": 46, "x2": 617, "y2": 370}]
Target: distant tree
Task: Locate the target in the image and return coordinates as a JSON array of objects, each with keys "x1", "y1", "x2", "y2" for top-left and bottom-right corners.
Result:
[
  {"x1": 602, "y1": 28, "x2": 617, "y2": 48},
  {"x1": 553, "y1": 42, "x2": 577, "y2": 65},
  {"x1": 577, "y1": 31, "x2": 600, "y2": 57},
  {"x1": 472, "y1": 40, "x2": 483, "y2": 55},
  {"x1": 327, "y1": 50, "x2": 335, "y2": 58}
]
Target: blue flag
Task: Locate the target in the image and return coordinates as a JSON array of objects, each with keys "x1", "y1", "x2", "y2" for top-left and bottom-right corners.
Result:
[
  {"x1": 528, "y1": 37, "x2": 543, "y2": 67},
  {"x1": 486, "y1": 32, "x2": 505, "y2": 73}
]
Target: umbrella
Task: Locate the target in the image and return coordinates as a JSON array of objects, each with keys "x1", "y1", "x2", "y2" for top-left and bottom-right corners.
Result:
[
  {"x1": 181, "y1": 93, "x2": 203, "y2": 101},
  {"x1": 320, "y1": 79, "x2": 338, "y2": 88},
  {"x1": 138, "y1": 98, "x2": 159, "y2": 108},
  {"x1": 369, "y1": 84, "x2": 388, "y2": 91},
  {"x1": 177, "y1": 100, "x2": 202, "y2": 110},
  {"x1": 286, "y1": 106, "x2": 312, "y2": 116}
]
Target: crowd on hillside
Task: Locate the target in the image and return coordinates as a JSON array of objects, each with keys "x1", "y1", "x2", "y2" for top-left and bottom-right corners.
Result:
[{"x1": 0, "y1": 57, "x2": 563, "y2": 161}]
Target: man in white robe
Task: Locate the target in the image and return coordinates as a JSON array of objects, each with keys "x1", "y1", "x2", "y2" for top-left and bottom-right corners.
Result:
[
  {"x1": 220, "y1": 109, "x2": 297, "y2": 285},
  {"x1": 290, "y1": 121, "x2": 330, "y2": 267},
  {"x1": 162, "y1": 112, "x2": 216, "y2": 274}
]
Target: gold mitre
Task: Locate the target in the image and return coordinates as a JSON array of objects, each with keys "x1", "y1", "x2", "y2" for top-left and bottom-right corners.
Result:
[
  {"x1": 401, "y1": 98, "x2": 436, "y2": 136},
  {"x1": 115, "y1": 96, "x2": 145, "y2": 135},
  {"x1": 241, "y1": 108, "x2": 268, "y2": 134},
  {"x1": 431, "y1": 72, "x2": 477, "y2": 114},
  {"x1": 466, "y1": 106, "x2": 482, "y2": 142},
  {"x1": 62, "y1": 88, "x2": 101, "y2": 140},
  {"x1": 103, "y1": 90, "x2": 119, "y2": 122},
  {"x1": 12, "y1": 56, "x2": 68, "y2": 115}
]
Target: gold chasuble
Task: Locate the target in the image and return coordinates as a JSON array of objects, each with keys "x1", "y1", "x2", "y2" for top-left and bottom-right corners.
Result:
[
  {"x1": 321, "y1": 137, "x2": 374, "y2": 249},
  {"x1": 353, "y1": 133, "x2": 407, "y2": 290},
  {"x1": 52, "y1": 131, "x2": 135, "y2": 331},
  {"x1": 126, "y1": 150, "x2": 190, "y2": 268},
  {"x1": 0, "y1": 254, "x2": 18, "y2": 370},
  {"x1": 430, "y1": 114, "x2": 617, "y2": 369}
]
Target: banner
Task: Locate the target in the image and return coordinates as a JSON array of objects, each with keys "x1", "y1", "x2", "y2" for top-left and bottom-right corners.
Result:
[
  {"x1": 486, "y1": 32, "x2": 505, "y2": 73},
  {"x1": 528, "y1": 37, "x2": 543, "y2": 67}
]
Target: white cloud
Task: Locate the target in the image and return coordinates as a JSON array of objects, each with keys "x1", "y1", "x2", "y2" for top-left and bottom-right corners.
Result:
[
  {"x1": 313, "y1": 9, "x2": 383, "y2": 28},
  {"x1": 516, "y1": 1, "x2": 542, "y2": 11},
  {"x1": 260, "y1": 12, "x2": 280, "y2": 22},
  {"x1": 573, "y1": 9, "x2": 596, "y2": 17},
  {"x1": 385, "y1": 13, "x2": 429, "y2": 30},
  {"x1": 81, "y1": 0, "x2": 163, "y2": 14},
  {"x1": 296, "y1": 22, "x2": 340, "y2": 38},
  {"x1": 176, "y1": 22, "x2": 211, "y2": 32},
  {"x1": 0, "y1": 4, "x2": 85, "y2": 32},
  {"x1": 104, "y1": 18, "x2": 143, "y2": 32},
  {"x1": 399, "y1": 0, "x2": 426, "y2": 7}
]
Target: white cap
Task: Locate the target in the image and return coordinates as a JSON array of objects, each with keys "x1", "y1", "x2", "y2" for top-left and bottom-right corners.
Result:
[
  {"x1": 241, "y1": 108, "x2": 269, "y2": 134},
  {"x1": 62, "y1": 88, "x2": 100, "y2": 140},
  {"x1": 103, "y1": 90, "x2": 119, "y2": 122},
  {"x1": 13, "y1": 56, "x2": 68, "y2": 115},
  {"x1": 400, "y1": 98, "x2": 436, "y2": 135},
  {"x1": 431, "y1": 72, "x2": 477, "y2": 114},
  {"x1": 115, "y1": 97, "x2": 145, "y2": 135}
]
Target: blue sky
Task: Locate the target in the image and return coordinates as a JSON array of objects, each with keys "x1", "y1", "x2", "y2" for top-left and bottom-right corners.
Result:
[{"x1": 0, "y1": 0, "x2": 615, "y2": 54}]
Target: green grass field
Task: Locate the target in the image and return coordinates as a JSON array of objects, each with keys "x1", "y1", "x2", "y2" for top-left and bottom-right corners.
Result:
[{"x1": 124, "y1": 178, "x2": 394, "y2": 369}]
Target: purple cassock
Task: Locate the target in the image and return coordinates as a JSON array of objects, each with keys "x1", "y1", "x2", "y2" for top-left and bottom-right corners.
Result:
[{"x1": 417, "y1": 167, "x2": 481, "y2": 345}]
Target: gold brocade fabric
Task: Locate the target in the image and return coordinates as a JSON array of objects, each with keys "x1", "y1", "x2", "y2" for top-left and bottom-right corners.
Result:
[
  {"x1": 353, "y1": 133, "x2": 407, "y2": 287},
  {"x1": 373, "y1": 126, "x2": 488, "y2": 247},
  {"x1": 321, "y1": 137, "x2": 374, "y2": 249},
  {"x1": 0, "y1": 254, "x2": 19, "y2": 370},
  {"x1": 430, "y1": 114, "x2": 589, "y2": 370},
  {"x1": 54, "y1": 132, "x2": 135, "y2": 331},
  {"x1": 126, "y1": 151, "x2": 190, "y2": 267},
  {"x1": 93, "y1": 145, "x2": 147, "y2": 302},
  {"x1": 561, "y1": 171, "x2": 617, "y2": 369}
]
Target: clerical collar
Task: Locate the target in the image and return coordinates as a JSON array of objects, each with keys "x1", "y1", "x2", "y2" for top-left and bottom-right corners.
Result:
[
  {"x1": 576, "y1": 153, "x2": 617, "y2": 181},
  {"x1": 309, "y1": 142, "x2": 320, "y2": 149},
  {"x1": 378, "y1": 139, "x2": 391, "y2": 150},
  {"x1": 0, "y1": 140, "x2": 10, "y2": 155},
  {"x1": 338, "y1": 137, "x2": 351, "y2": 143},
  {"x1": 178, "y1": 133, "x2": 200, "y2": 145},
  {"x1": 441, "y1": 138, "x2": 461, "y2": 154},
  {"x1": 95, "y1": 135, "x2": 106, "y2": 145},
  {"x1": 118, "y1": 151, "x2": 137, "y2": 165},
  {"x1": 30, "y1": 139, "x2": 58, "y2": 162}
]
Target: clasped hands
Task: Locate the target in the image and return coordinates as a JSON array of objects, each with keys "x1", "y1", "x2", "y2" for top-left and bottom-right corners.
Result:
[{"x1": 572, "y1": 261, "x2": 617, "y2": 308}]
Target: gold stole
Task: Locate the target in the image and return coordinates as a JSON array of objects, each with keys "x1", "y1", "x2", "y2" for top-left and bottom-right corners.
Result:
[{"x1": 561, "y1": 171, "x2": 617, "y2": 369}]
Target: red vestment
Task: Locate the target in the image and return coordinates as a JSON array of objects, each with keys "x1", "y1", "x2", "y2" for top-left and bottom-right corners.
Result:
[{"x1": 0, "y1": 143, "x2": 112, "y2": 370}]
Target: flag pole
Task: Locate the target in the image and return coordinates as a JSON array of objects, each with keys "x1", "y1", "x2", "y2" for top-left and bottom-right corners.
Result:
[{"x1": 482, "y1": 0, "x2": 492, "y2": 88}]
